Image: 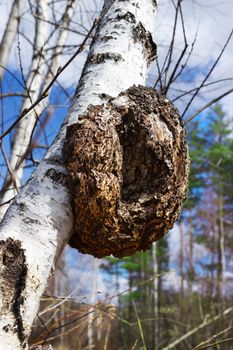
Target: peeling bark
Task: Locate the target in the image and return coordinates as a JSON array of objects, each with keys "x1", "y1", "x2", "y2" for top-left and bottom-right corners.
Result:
[{"x1": 64, "y1": 86, "x2": 189, "y2": 258}]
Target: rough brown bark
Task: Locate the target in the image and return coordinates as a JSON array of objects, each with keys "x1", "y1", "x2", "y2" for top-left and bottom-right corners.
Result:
[
  {"x1": 0, "y1": 238, "x2": 27, "y2": 346},
  {"x1": 64, "y1": 86, "x2": 189, "y2": 257}
]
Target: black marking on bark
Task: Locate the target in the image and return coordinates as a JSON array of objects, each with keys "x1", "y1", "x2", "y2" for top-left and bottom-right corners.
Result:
[
  {"x1": 12, "y1": 263, "x2": 27, "y2": 345},
  {"x1": 115, "y1": 11, "x2": 136, "y2": 23},
  {"x1": 23, "y1": 216, "x2": 40, "y2": 225},
  {"x1": 101, "y1": 35, "x2": 115, "y2": 42},
  {"x1": 0, "y1": 238, "x2": 28, "y2": 344},
  {"x1": 133, "y1": 22, "x2": 157, "y2": 62},
  {"x1": 99, "y1": 93, "x2": 113, "y2": 101},
  {"x1": 45, "y1": 168, "x2": 67, "y2": 186},
  {"x1": 89, "y1": 53, "x2": 124, "y2": 64},
  {"x1": 3, "y1": 324, "x2": 10, "y2": 332},
  {"x1": 18, "y1": 202, "x2": 28, "y2": 213}
]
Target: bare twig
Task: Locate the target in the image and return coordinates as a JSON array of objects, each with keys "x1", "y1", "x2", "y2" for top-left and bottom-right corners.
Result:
[
  {"x1": 182, "y1": 28, "x2": 233, "y2": 117},
  {"x1": 184, "y1": 86, "x2": 233, "y2": 125},
  {"x1": 193, "y1": 325, "x2": 232, "y2": 349},
  {"x1": 163, "y1": 1, "x2": 188, "y2": 94},
  {"x1": 0, "y1": 92, "x2": 28, "y2": 98},
  {"x1": 0, "y1": 17, "x2": 100, "y2": 141},
  {"x1": 133, "y1": 300, "x2": 147, "y2": 350},
  {"x1": 0, "y1": 143, "x2": 19, "y2": 193},
  {"x1": 161, "y1": 307, "x2": 233, "y2": 350},
  {"x1": 172, "y1": 77, "x2": 233, "y2": 102}
]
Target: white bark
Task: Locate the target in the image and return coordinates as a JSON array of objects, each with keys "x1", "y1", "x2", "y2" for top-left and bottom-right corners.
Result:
[
  {"x1": 0, "y1": 0, "x2": 25, "y2": 79},
  {"x1": 38, "y1": 0, "x2": 76, "y2": 98},
  {"x1": 0, "y1": 1, "x2": 157, "y2": 348},
  {"x1": 152, "y1": 242, "x2": 159, "y2": 348},
  {"x1": 0, "y1": 0, "x2": 49, "y2": 220},
  {"x1": 87, "y1": 259, "x2": 99, "y2": 349}
]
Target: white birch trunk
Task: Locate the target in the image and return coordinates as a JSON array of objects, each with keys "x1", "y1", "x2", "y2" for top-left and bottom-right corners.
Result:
[
  {"x1": 0, "y1": 0, "x2": 25, "y2": 79},
  {"x1": 37, "y1": 0, "x2": 76, "y2": 101},
  {"x1": 217, "y1": 182, "x2": 225, "y2": 299},
  {"x1": 179, "y1": 223, "x2": 184, "y2": 295},
  {"x1": 0, "y1": 1, "x2": 157, "y2": 348},
  {"x1": 87, "y1": 259, "x2": 99, "y2": 349},
  {"x1": 0, "y1": 0, "x2": 49, "y2": 220},
  {"x1": 152, "y1": 242, "x2": 159, "y2": 348}
]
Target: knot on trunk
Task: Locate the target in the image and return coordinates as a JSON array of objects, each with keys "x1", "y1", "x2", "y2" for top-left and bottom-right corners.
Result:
[{"x1": 63, "y1": 86, "x2": 189, "y2": 258}]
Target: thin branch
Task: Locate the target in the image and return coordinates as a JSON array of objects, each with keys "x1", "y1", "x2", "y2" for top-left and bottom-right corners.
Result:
[
  {"x1": 0, "y1": 79, "x2": 4, "y2": 133},
  {"x1": 193, "y1": 325, "x2": 232, "y2": 349},
  {"x1": 0, "y1": 17, "x2": 100, "y2": 141},
  {"x1": 0, "y1": 143, "x2": 19, "y2": 193},
  {"x1": 133, "y1": 300, "x2": 147, "y2": 350},
  {"x1": 172, "y1": 77, "x2": 233, "y2": 102},
  {"x1": 161, "y1": 307, "x2": 233, "y2": 350},
  {"x1": 162, "y1": 0, "x2": 180, "y2": 84},
  {"x1": 193, "y1": 336, "x2": 233, "y2": 350},
  {"x1": 0, "y1": 197, "x2": 16, "y2": 207},
  {"x1": 0, "y1": 92, "x2": 28, "y2": 98},
  {"x1": 163, "y1": 1, "x2": 188, "y2": 94},
  {"x1": 184, "y1": 86, "x2": 233, "y2": 125},
  {"x1": 182, "y1": 28, "x2": 233, "y2": 117},
  {"x1": 0, "y1": 64, "x2": 26, "y2": 89},
  {"x1": 33, "y1": 15, "x2": 89, "y2": 37},
  {"x1": 154, "y1": 1, "x2": 180, "y2": 88}
]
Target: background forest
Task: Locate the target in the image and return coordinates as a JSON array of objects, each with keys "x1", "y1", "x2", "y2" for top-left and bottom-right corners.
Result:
[{"x1": 0, "y1": 0, "x2": 233, "y2": 349}]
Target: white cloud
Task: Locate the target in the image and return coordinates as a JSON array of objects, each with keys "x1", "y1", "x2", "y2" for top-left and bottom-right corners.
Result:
[
  {"x1": 168, "y1": 223, "x2": 210, "y2": 267},
  {"x1": 163, "y1": 269, "x2": 186, "y2": 291},
  {"x1": 154, "y1": 0, "x2": 233, "y2": 117},
  {"x1": 1, "y1": 0, "x2": 232, "y2": 121},
  {"x1": 2, "y1": 0, "x2": 233, "y2": 98}
]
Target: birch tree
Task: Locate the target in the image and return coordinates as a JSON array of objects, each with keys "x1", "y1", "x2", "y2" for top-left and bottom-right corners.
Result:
[
  {"x1": 0, "y1": 0, "x2": 159, "y2": 348},
  {"x1": 0, "y1": 0, "x2": 50, "y2": 220},
  {"x1": 0, "y1": 0, "x2": 76, "y2": 219},
  {"x1": 152, "y1": 242, "x2": 159, "y2": 349}
]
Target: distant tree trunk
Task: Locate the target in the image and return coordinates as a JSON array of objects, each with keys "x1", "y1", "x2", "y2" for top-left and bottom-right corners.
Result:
[
  {"x1": 179, "y1": 223, "x2": 184, "y2": 296},
  {"x1": 216, "y1": 181, "x2": 225, "y2": 305},
  {"x1": 187, "y1": 216, "x2": 194, "y2": 295},
  {"x1": 187, "y1": 215, "x2": 194, "y2": 328},
  {"x1": 0, "y1": 0, "x2": 157, "y2": 348},
  {"x1": 216, "y1": 123, "x2": 225, "y2": 306},
  {"x1": 88, "y1": 260, "x2": 99, "y2": 350},
  {"x1": 0, "y1": 0, "x2": 25, "y2": 79},
  {"x1": 210, "y1": 194, "x2": 217, "y2": 298},
  {"x1": 0, "y1": 0, "x2": 49, "y2": 220},
  {"x1": 152, "y1": 242, "x2": 159, "y2": 348}
]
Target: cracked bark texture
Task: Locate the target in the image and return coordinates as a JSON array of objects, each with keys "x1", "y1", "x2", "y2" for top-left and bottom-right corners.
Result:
[{"x1": 64, "y1": 86, "x2": 189, "y2": 258}]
